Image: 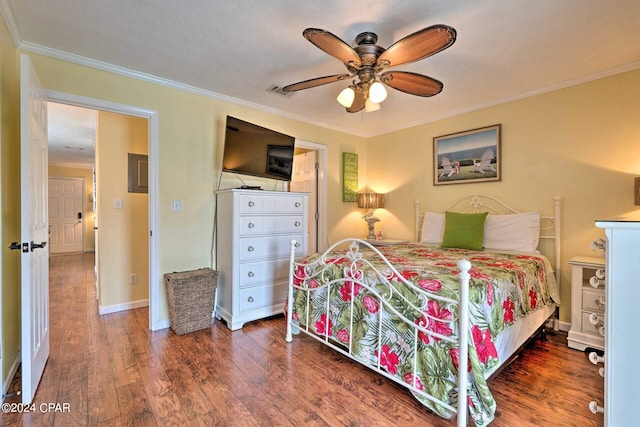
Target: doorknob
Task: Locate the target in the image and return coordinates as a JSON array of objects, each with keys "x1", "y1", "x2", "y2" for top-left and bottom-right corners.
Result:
[
  {"x1": 30, "y1": 241, "x2": 47, "y2": 251},
  {"x1": 9, "y1": 242, "x2": 29, "y2": 252}
]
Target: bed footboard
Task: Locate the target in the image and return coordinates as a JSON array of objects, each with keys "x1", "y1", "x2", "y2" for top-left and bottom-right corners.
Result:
[{"x1": 285, "y1": 238, "x2": 471, "y2": 427}]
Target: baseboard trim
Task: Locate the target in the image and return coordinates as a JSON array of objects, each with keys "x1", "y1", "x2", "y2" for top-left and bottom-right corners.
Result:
[
  {"x1": 557, "y1": 321, "x2": 570, "y2": 332},
  {"x1": 2, "y1": 351, "x2": 21, "y2": 398},
  {"x1": 99, "y1": 299, "x2": 149, "y2": 315}
]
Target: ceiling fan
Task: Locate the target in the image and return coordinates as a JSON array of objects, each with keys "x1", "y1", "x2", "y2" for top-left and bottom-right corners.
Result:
[{"x1": 282, "y1": 25, "x2": 457, "y2": 113}]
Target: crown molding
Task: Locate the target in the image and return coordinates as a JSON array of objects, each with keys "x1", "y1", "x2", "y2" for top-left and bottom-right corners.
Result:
[
  {"x1": 0, "y1": 0, "x2": 21, "y2": 47},
  {"x1": 19, "y1": 41, "x2": 360, "y2": 136}
]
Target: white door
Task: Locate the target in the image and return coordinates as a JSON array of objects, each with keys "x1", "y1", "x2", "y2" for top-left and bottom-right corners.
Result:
[
  {"x1": 291, "y1": 151, "x2": 317, "y2": 253},
  {"x1": 48, "y1": 177, "x2": 83, "y2": 254},
  {"x1": 20, "y1": 54, "x2": 50, "y2": 404}
]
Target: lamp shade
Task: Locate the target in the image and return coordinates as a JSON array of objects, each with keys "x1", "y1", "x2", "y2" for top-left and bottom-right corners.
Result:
[
  {"x1": 337, "y1": 87, "x2": 355, "y2": 108},
  {"x1": 357, "y1": 192, "x2": 385, "y2": 209},
  {"x1": 368, "y1": 81, "x2": 387, "y2": 103}
]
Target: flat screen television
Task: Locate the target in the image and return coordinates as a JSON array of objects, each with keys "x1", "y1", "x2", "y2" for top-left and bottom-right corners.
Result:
[{"x1": 222, "y1": 116, "x2": 296, "y2": 181}]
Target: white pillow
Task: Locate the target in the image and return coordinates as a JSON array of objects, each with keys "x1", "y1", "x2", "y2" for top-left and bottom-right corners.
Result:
[
  {"x1": 483, "y1": 212, "x2": 540, "y2": 253},
  {"x1": 421, "y1": 210, "x2": 541, "y2": 253},
  {"x1": 420, "y1": 212, "x2": 445, "y2": 244}
]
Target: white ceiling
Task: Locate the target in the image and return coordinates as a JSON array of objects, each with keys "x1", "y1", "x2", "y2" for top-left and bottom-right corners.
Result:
[
  {"x1": 47, "y1": 102, "x2": 97, "y2": 168},
  {"x1": 5, "y1": 0, "x2": 640, "y2": 141}
]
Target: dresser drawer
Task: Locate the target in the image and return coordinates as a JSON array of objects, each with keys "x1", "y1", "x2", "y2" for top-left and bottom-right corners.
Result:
[
  {"x1": 240, "y1": 194, "x2": 305, "y2": 214},
  {"x1": 581, "y1": 312, "x2": 604, "y2": 336},
  {"x1": 239, "y1": 282, "x2": 288, "y2": 312},
  {"x1": 239, "y1": 258, "x2": 289, "y2": 287},
  {"x1": 582, "y1": 288, "x2": 605, "y2": 312},
  {"x1": 240, "y1": 216, "x2": 304, "y2": 236},
  {"x1": 239, "y1": 234, "x2": 305, "y2": 261}
]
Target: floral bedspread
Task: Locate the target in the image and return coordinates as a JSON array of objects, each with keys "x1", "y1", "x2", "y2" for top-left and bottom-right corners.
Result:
[{"x1": 289, "y1": 242, "x2": 560, "y2": 427}]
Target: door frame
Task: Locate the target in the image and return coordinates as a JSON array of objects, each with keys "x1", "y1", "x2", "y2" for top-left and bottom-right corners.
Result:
[
  {"x1": 294, "y1": 139, "x2": 328, "y2": 252},
  {"x1": 45, "y1": 90, "x2": 162, "y2": 331}
]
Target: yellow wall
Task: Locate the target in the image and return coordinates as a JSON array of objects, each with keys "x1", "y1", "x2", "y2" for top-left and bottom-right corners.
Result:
[
  {"x1": 366, "y1": 69, "x2": 640, "y2": 323},
  {"x1": 96, "y1": 111, "x2": 149, "y2": 308},
  {"x1": 48, "y1": 165, "x2": 96, "y2": 251},
  {"x1": 0, "y1": 15, "x2": 20, "y2": 388}
]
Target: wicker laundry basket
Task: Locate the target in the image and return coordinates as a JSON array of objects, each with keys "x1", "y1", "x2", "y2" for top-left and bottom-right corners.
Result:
[{"x1": 164, "y1": 268, "x2": 217, "y2": 335}]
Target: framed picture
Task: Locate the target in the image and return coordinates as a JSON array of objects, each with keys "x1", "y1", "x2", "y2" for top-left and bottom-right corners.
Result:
[
  {"x1": 433, "y1": 124, "x2": 501, "y2": 185},
  {"x1": 266, "y1": 145, "x2": 294, "y2": 180},
  {"x1": 342, "y1": 152, "x2": 358, "y2": 202}
]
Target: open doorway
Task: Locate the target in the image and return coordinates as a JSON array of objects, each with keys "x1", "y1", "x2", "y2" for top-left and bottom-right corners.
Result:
[
  {"x1": 45, "y1": 92, "x2": 161, "y2": 330},
  {"x1": 47, "y1": 102, "x2": 150, "y2": 313},
  {"x1": 291, "y1": 139, "x2": 328, "y2": 253}
]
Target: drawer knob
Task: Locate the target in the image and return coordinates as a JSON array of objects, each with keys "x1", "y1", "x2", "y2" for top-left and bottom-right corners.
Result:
[
  {"x1": 294, "y1": 221, "x2": 301, "y2": 227},
  {"x1": 295, "y1": 242, "x2": 301, "y2": 248},
  {"x1": 595, "y1": 295, "x2": 605, "y2": 308},
  {"x1": 248, "y1": 201, "x2": 255, "y2": 207},
  {"x1": 247, "y1": 296, "x2": 254, "y2": 303},
  {"x1": 599, "y1": 367, "x2": 605, "y2": 377},
  {"x1": 588, "y1": 313, "x2": 602, "y2": 326},
  {"x1": 589, "y1": 401, "x2": 604, "y2": 414},
  {"x1": 294, "y1": 202, "x2": 301, "y2": 207},
  {"x1": 588, "y1": 351, "x2": 605, "y2": 365},
  {"x1": 589, "y1": 276, "x2": 604, "y2": 288},
  {"x1": 247, "y1": 246, "x2": 255, "y2": 252},
  {"x1": 595, "y1": 268, "x2": 605, "y2": 280},
  {"x1": 247, "y1": 271, "x2": 254, "y2": 278},
  {"x1": 248, "y1": 222, "x2": 255, "y2": 229}
]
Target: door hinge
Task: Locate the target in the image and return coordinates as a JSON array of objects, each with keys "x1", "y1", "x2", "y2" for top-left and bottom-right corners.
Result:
[
  {"x1": 315, "y1": 212, "x2": 319, "y2": 221},
  {"x1": 314, "y1": 162, "x2": 319, "y2": 171},
  {"x1": 150, "y1": 230, "x2": 153, "y2": 237}
]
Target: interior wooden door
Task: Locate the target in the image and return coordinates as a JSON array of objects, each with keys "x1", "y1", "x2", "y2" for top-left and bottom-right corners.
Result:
[
  {"x1": 48, "y1": 177, "x2": 84, "y2": 254},
  {"x1": 20, "y1": 54, "x2": 50, "y2": 404}
]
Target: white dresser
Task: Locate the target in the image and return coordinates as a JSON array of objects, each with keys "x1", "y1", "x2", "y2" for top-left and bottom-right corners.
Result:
[
  {"x1": 594, "y1": 215, "x2": 640, "y2": 426},
  {"x1": 215, "y1": 189, "x2": 309, "y2": 330},
  {"x1": 567, "y1": 256, "x2": 605, "y2": 351}
]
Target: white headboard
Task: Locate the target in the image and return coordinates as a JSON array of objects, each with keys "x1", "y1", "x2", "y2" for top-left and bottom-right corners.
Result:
[{"x1": 414, "y1": 194, "x2": 561, "y2": 286}]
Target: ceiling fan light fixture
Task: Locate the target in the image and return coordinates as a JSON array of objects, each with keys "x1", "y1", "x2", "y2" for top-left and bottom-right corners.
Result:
[
  {"x1": 337, "y1": 86, "x2": 355, "y2": 108},
  {"x1": 368, "y1": 81, "x2": 387, "y2": 104},
  {"x1": 365, "y1": 98, "x2": 380, "y2": 112}
]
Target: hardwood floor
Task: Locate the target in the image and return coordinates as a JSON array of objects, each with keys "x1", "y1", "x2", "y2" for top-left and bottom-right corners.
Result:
[{"x1": 1, "y1": 253, "x2": 604, "y2": 426}]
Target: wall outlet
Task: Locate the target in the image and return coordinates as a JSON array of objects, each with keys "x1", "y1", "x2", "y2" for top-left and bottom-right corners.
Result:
[{"x1": 129, "y1": 273, "x2": 137, "y2": 285}]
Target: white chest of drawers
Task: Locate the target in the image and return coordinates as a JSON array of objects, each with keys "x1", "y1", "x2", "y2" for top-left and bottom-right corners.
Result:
[
  {"x1": 567, "y1": 256, "x2": 605, "y2": 351},
  {"x1": 215, "y1": 189, "x2": 309, "y2": 330},
  {"x1": 595, "y1": 215, "x2": 640, "y2": 426}
]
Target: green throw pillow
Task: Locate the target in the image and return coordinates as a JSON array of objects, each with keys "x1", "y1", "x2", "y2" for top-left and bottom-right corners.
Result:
[{"x1": 441, "y1": 211, "x2": 488, "y2": 251}]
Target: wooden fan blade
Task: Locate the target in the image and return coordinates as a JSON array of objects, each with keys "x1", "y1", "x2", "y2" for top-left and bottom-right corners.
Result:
[
  {"x1": 381, "y1": 71, "x2": 444, "y2": 97},
  {"x1": 376, "y1": 25, "x2": 456, "y2": 68},
  {"x1": 283, "y1": 74, "x2": 351, "y2": 92},
  {"x1": 346, "y1": 86, "x2": 365, "y2": 113},
  {"x1": 303, "y1": 28, "x2": 362, "y2": 67}
]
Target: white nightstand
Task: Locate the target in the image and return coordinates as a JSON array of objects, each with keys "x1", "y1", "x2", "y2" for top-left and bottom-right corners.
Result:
[{"x1": 567, "y1": 256, "x2": 605, "y2": 351}]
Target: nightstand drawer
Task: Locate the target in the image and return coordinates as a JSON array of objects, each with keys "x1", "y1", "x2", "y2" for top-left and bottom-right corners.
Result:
[
  {"x1": 581, "y1": 312, "x2": 604, "y2": 336},
  {"x1": 582, "y1": 288, "x2": 605, "y2": 312},
  {"x1": 239, "y1": 258, "x2": 289, "y2": 287},
  {"x1": 239, "y1": 282, "x2": 288, "y2": 312}
]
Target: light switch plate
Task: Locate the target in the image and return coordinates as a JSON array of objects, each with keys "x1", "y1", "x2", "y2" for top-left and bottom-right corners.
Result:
[
  {"x1": 114, "y1": 198, "x2": 122, "y2": 209},
  {"x1": 172, "y1": 200, "x2": 182, "y2": 212}
]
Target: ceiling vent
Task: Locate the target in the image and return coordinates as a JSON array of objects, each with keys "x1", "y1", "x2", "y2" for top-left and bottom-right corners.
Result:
[{"x1": 266, "y1": 84, "x2": 293, "y2": 97}]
